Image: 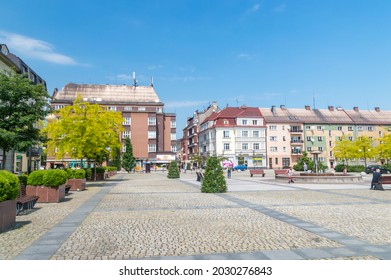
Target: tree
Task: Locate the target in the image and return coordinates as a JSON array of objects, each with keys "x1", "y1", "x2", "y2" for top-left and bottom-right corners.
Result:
[
  {"x1": 122, "y1": 137, "x2": 136, "y2": 172},
  {"x1": 112, "y1": 147, "x2": 122, "y2": 171},
  {"x1": 44, "y1": 96, "x2": 123, "y2": 169},
  {"x1": 332, "y1": 136, "x2": 356, "y2": 165},
  {"x1": 201, "y1": 156, "x2": 227, "y2": 193},
  {"x1": 167, "y1": 160, "x2": 180, "y2": 178},
  {"x1": 353, "y1": 136, "x2": 374, "y2": 167},
  {"x1": 0, "y1": 73, "x2": 50, "y2": 171},
  {"x1": 374, "y1": 134, "x2": 391, "y2": 164}
]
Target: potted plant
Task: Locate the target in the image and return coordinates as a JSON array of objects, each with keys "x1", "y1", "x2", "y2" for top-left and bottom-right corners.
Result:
[
  {"x1": 26, "y1": 169, "x2": 67, "y2": 203},
  {"x1": 0, "y1": 171, "x2": 19, "y2": 232},
  {"x1": 66, "y1": 169, "x2": 86, "y2": 191}
]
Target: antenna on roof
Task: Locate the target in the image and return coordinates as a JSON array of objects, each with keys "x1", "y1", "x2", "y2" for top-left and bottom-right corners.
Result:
[
  {"x1": 133, "y1": 72, "x2": 138, "y2": 87},
  {"x1": 150, "y1": 76, "x2": 154, "y2": 87}
]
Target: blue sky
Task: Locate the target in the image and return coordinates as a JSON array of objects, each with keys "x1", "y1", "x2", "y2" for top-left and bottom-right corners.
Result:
[{"x1": 1, "y1": 0, "x2": 391, "y2": 129}]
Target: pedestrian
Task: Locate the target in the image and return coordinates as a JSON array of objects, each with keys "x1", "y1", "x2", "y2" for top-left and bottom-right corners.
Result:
[
  {"x1": 227, "y1": 164, "x2": 232, "y2": 178},
  {"x1": 286, "y1": 167, "x2": 294, "y2": 183},
  {"x1": 303, "y1": 162, "x2": 307, "y2": 172},
  {"x1": 370, "y1": 168, "x2": 381, "y2": 190},
  {"x1": 343, "y1": 166, "x2": 348, "y2": 174}
]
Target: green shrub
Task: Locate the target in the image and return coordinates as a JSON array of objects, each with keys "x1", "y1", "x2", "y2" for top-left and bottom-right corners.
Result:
[
  {"x1": 18, "y1": 174, "x2": 28, "y2": 187},
  {"x1": 84, "y1": 168, "x2": 92, "y2": 180},
  {"x1": 0, "y1": 171, "x2": 20, "y2": 202},
  {"x1": 94, "y1": 167, "x2": 106, "y2": 174},
  {"x1": 334, "y1": 164, "x2": 365, "y2": 172},
  {"x1": 201, "y1": 156, "x2": 227, "y2": 193},
  {"x1": 27, "y1": 170, "x2": 46, "y2": 186},
  {"x1": 42, "y1": 169, "x2": 67, "y2": 188},
  {"x1": 167, "y1": 161, "x2": 180, "y2": 179},
  {"x1": 74, "y1": 169, "x2": 86, "y2": 179}
]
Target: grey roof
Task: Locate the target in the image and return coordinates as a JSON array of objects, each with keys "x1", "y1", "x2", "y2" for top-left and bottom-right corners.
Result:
[
  {"x1": 53, "y1": 83, "x2": 162, "y2": 104},
  {"x1": 344, "y1": 109, "x2": 391, "y2": 125}
]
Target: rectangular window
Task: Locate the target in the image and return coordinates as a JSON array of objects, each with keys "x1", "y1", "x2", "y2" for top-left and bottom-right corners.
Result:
[
  {"x1": 348, "y1": 126, "x2": 353, "y2": 131},
  {"x1": 269, "y1": 125, "x2": 277, "y2": 131},
  {"x1": 122, "y1": 131, "x2": 130, "y2": 139},
  {"x1": 282, "y1": 158, "x2": 290, "y2": 167},
  {"x1": 306, "y1": 126, "x2": 311, "y2": 130},
  {"x1": 330, "y1": 151, "x2": 333, "y2": 157},
  {"x1": 107, "y1": 106, "x2": 117, "y2": 111},
  {"x1": 307, "y1": 147, "x2": 312, "y2": 152},
  {"x1": 275, "y1": 158, "x2": 278, "y2": 165},
  {"x1": 329, "y1": 130, "x2": 332, "y2": 136},
  {"x1": 348, "y1": 136, "x2": 353, "y2": 141},
  {"x1": 148, "y1": 131, "x2": 156, "y2": 139},
  {"x1": 253, "y1": 131, "x2": 259, "y2": 138},
  {"x1": 270, "y1": 147, "x2": 278, "y2": 152},
  {"x1": 242, "y1": 119, "x2": 248, "y2": 125},
  {"x1": 123, "y1": 117, "x2": 131, "y2": 125},
  {"x1": 253, "y1": 143, "x2": 259, "y2": 150},
  {"x1": 138, "y1": 107, "x2": 146, "y2": 111},
  {"x1": 358, "y1": 126, "x2": 363, "y2": 131},
  {"x1": 318, "y1": 137, "x2": 323, "y2": 141},
  {"x1": 270, "y1": 136, "x2": 277, "y2": 141},
  {"x1": 317, "y1": 126, "x2": 322, "y2": 131},
  {"x1": 307, "y1": 136, "x2": 312, "y2": 141},
  {"x1": 148, "y1": 144, "x2": 156, "y2": 152},
  {"x1": 283, "y1": 147, "x2": 286, "y2": 152},
  {"x1": 148, "y1": 117, "x2": 156, "y2": 125},
  {"x1": 252, "y1": 120, "x2": 258, "y2": 125},
  {"x1": 242, "y1": 131, "x2": 249, "y2": 137},
  {"x1": 171, "y1": 133, "x2": 176, "y2": 140},
  {"x1": 329, "y1": 140, "x2": 332, "y2": 147},
  {"x1": 318, "y1": 147, "x2": 323, "y2": 151},
  {"x1": 171, "y1": 145, "x2": 177, "y2": 152},
  {"x1": 170, "y1": 120, "x2": 176, "y2": 128},
  {"x1": 124, "y1": 106, "x2": 132, "y2": 111},
  {"x1": 223, "y1": 143, "x2": 230, "y2": 150},
  {"x1": 368, "y1": 126, "x2": 374, "y2": 131},
  {"x1": 223, "y1": 131, "x2": 230, "y2": 138},
  {"x1": 54, "y1": 105, "x2": 65, "y2": 110},
  {"x1": 242, "y1": 143, "x2": 249, "y2": 150},
  {"x1": 338, "y1": 126, "x2": 342, "y2": 131}
]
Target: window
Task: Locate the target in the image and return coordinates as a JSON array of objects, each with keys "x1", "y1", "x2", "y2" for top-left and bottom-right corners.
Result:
[
  {"x1": 223, "y1": 143, "x2": 230, "y2": 150},
  {"x1": 253, "y1": 143, "x2": 259, "y2": 150},
  {"x1": 270, "y1": 147, "x2": 278, "y2": 152},
  {"x1": 307, "y1": 147, "x2": 312, "y2": 152},
  {"x1": 148, "y1": 117, "x2": 156, "y2": 125},
  {"x1": 124, "y1": 106, "x2": 132, "y2": 111},
  {"x1": 148, "y1": 144, "x2": 156, "y2": 152},
  {"x1": 156, "y1": 107, "x2": 162, "y2": 113},
  {"x1": 253, "y1": 131, "x2": 259, "y2": 138},
  {"x1": 148, "y1": 131, "x2": 156, "y2": 139},
  {"x1": 318, "y1": 147, "x2": 323, "y2": 151},
  {"x1": 171, "y1": 145, "x2": 177, "y2": 152},
  {"x1": 282, "y1": 158, "x2": 290, "y2": 167},
  {"x1": 307, "y1": 136, "x2": 312, "y2": 141},
  {"x1": 317, "y1": 126, "x2": 322, "y2": 131},
  {"x1": 122, "y1": 131, "x2": 130, "y2": 139},
  {"x1": 319, "y1": 157, "x2": 325, "y2": 162},
  {"x1": 54, "y1": 105, "x2": 65, "y2": 110},
  {"x1": 283, "y1": 136, "x2": 286, "y2": 141},
  {"x1": 318, "y1": 137, "x2": 323, "y2": 141},
  {"x1": 329, "y1": 130, "x2": 332, "y2": 136},
  {"x1": 170, "y1": 120, "x2": 176, "y2": 128},
  {"x1": 138, "y1": 107, "x2": 146, "y2": 111},
  {"x1": 348, "y1": 126, "x2": 353, "y2": 131},
  {"x1": 252, "y1": 120, "x2": 258, "y2": 125},
  {"x1": 338, "y1": 126, "x2": 342, "y2": 131},
  {"x1": 171, "y1": 133, "x2": 176, "y2": 140},
  {"x1": 269, "y1": 125, "x2": 277, "y2": 131},
  {"x1": 306, "y1": 126, "x2": 311, "y2": 130},
  {"x1": 270, "y1": 136, "x2": 277, "y2": 141},
  {"x1": 123, "y1": 117, "x2": 131, "y2": 125},
  {"x1": 107, "y1": 106, "x2": 116, "y2": 111},
  {"x1": 242, "y1": 119, "x2": 248, "y2": 125},
  {"x1": 242, "y1": 131, "x2": 249, "y2": 137},
  {"x1": 348, "y1": 136, "x2": 353, "y2": 141},
  {"x1": 379, "y1": 131, "x2": 383, "y2": 137},
  {"x1": 368, "y1": 126, "x2": 374, "y2": 131},
  {"x1": 275, "y1": 158, "x2": 278, "y2": 165},
  {"x1": 223, "y1": 120, "x2": 229, "y2": 125},
  {"x1": 330, "y1": 151, "x2": 333, "y2": 157},
  {"x1": 358, "y1": 126, "x2": 363, "y2": 131},
  {"x1": 242, "y1": 143, "x2": 249, "y2": 150},
  {"x1": 223, "y1": 131, "x2": 230, "y2": 138},
  {"x1": 329, "y1": 141, "x2": 332, "y2": 147}
]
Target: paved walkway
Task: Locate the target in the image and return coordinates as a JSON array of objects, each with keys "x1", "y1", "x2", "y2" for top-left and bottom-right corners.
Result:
[{"x1": 1, "y1": 171, "x2": 391, "y2": 260}]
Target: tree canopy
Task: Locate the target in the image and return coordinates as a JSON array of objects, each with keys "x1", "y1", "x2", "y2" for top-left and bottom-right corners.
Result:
[
  {"x1": 0, "y1": 73, "x2": 50, "y2": 170},
  {"x1": 44, "y1": 96, "x2": 124, "y2": 164}
]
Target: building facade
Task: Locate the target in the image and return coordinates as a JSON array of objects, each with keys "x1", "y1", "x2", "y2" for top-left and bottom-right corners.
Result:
[
  {"x1": 49, "y1": 83, "x2": 176, "y2": 170},
  {"x1": 199, "y1": 106, "x2": 267, "y2": 168}
]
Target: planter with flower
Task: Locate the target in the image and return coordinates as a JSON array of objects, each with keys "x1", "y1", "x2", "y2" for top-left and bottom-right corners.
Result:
[
  {"x1": 0, "y1": 171, "x2": 19, "y2": 232},
  {"x1": 66, "y1": 169, "x2": 86, "y2": 191},
  {"x1": 26, "y1": 169, "x2": 67, "y2": 203}
]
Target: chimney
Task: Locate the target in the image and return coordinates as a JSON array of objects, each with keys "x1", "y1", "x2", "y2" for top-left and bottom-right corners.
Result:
[
  {"x1": 280, "y1": 105, "x2": 286, "y2": 110},
  {"x1": 328, "y1": 106, "x2": 334, "y2": 111},
  {"x1": 375, "y1": 107, "x2": 380, "y2": 112},
  {"x1": 353, "y1": 106, "x2": 359, "y2": 112},
  {"x1": 271, "y1": 105, "x2": 276, "y2": 113},
  {"x1": 305, "y1": 105, "x2": 311, "y2": 110}
]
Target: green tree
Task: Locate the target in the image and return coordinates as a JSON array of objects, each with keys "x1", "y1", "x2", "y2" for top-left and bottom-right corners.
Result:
[
  {"x1": 167, "y1": 160, "x2": 180, "y2": 178},
  {"x1": 0, "y1": 73, "x2": 50, "y2": 171},
  {"x1": 374, "y1": 134, "x2": 391, "y2": 163},
  {"x1": 353, "y1": 136, "x2": 374, "y2": 167},
  {"x1": 332, "y1": 136, "x2": 356, "y2": 165},
  {"x1": 44, "y1": 96, "x2": 123, "y2": 171},
  {"x1": 122, "y1": 137, "x2": 136, "y2": 172},
  {"x1": 112, "y1": 147, "x2": 122, "y2": 171},
  {"x1": 201, "y1": 156, "x2": 227, "y2": 193}
]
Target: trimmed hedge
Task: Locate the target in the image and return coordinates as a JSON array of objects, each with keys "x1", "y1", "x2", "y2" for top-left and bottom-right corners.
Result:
[
  {"x1": 66, "y1": 168, "x2": 86, "y2": 179},
  {"x1": 27, "y1": 169, "x2": 67, "y2": 188},
  {"x1": 0, "y1": 171, "x2": 20, "y2": 202}
]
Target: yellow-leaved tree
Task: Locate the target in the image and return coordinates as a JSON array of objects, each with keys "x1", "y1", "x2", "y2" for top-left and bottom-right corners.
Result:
[{"x1": 44, "y1": 96, "x2": 124, "y2": 173}]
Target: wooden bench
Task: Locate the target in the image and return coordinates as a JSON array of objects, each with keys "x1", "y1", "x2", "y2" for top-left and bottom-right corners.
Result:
[
  {"x1": 249, "y1": 169, "x2": 265, "y2": 177},
  {"x1": 274, "y1": 169, "x2": 288, "y2": 175},
  {"x1": 16, "y1": 185, "x2": 39, "y2": 215},
  {"x1": 196, "y1": 171, "x2": 204, "y2": 182},
  {"x1": 374, "y1": 175, "x2": 391, "y2": 191}
]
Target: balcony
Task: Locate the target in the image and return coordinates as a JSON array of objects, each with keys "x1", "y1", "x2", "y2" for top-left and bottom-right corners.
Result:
[{"x1": 290, "y1": 140, "x2": 304, "y2": 145}]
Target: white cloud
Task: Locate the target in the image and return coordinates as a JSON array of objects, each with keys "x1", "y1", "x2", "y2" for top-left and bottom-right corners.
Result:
[
  {"x1": 246, "y1": 4, "x2": 261, "y2": 14},
  {"x1": 0, "y1": 30, "x2": 78, "y2": 65},
  {"x1": 165, "y1": 100, "x2": 208, "y2": 108},
  {"x1": 148, "y1": 64, "x2": 163, "y2": 70}
]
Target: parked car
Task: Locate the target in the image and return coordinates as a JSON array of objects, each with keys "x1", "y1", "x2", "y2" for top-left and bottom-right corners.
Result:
[
  {"x1": 233, "y1": 165, "x2": 247, "y2": 171},
  {"x1": 365, "y1": 165, "x2": 391, "y2": 174}
]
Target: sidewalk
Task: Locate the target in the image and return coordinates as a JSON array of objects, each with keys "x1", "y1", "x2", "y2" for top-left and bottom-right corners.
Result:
[{"x1": 1, "y1": 171, "x2": 391, "y2": 260}]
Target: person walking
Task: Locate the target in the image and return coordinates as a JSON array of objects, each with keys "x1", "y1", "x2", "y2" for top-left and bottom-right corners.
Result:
[
  {"x1": 370, "y1": 168, "x2": 381, "y2": 190},
  {"x1": 303, "y1": 162, "x2": 307, "y2": 172},
  {"x1": 227, "y1": 164, "x2": 232, "y2": 178},
  {"x1": 286, "y1": 167, "x2": 294, "y2": 183}
]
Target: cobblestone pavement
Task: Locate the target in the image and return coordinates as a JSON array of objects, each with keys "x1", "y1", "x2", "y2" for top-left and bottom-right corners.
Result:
[{"x1": 1, "y1": 171, "x2": 391, "y2": 260}]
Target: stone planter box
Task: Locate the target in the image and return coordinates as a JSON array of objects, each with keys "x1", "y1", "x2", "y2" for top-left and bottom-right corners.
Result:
[
  {"x1": 66, "y1": 178, "x2": 86, "y2": 191},
  {"x1": 0, "y1": 200, "x2": 16, "y2": 232},
  {"x1": 26, "y1": 184, "x2": 65, "y2": 203}
]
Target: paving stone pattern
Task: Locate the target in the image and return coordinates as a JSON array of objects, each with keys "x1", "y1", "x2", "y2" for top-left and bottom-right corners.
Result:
[{"x1": 1, "y1": 171, "x2": 391, "y2": 260}]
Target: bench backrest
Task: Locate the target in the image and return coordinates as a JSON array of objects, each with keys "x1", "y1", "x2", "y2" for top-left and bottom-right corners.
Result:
[{"x1": 380, "y1": 175, "x2": 391, "y2": 183}]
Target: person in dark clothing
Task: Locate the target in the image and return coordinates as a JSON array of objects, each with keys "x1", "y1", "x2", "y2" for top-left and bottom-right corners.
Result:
[{"x1": 371, "y1": 168, "x2": 381, "y2": 190}]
